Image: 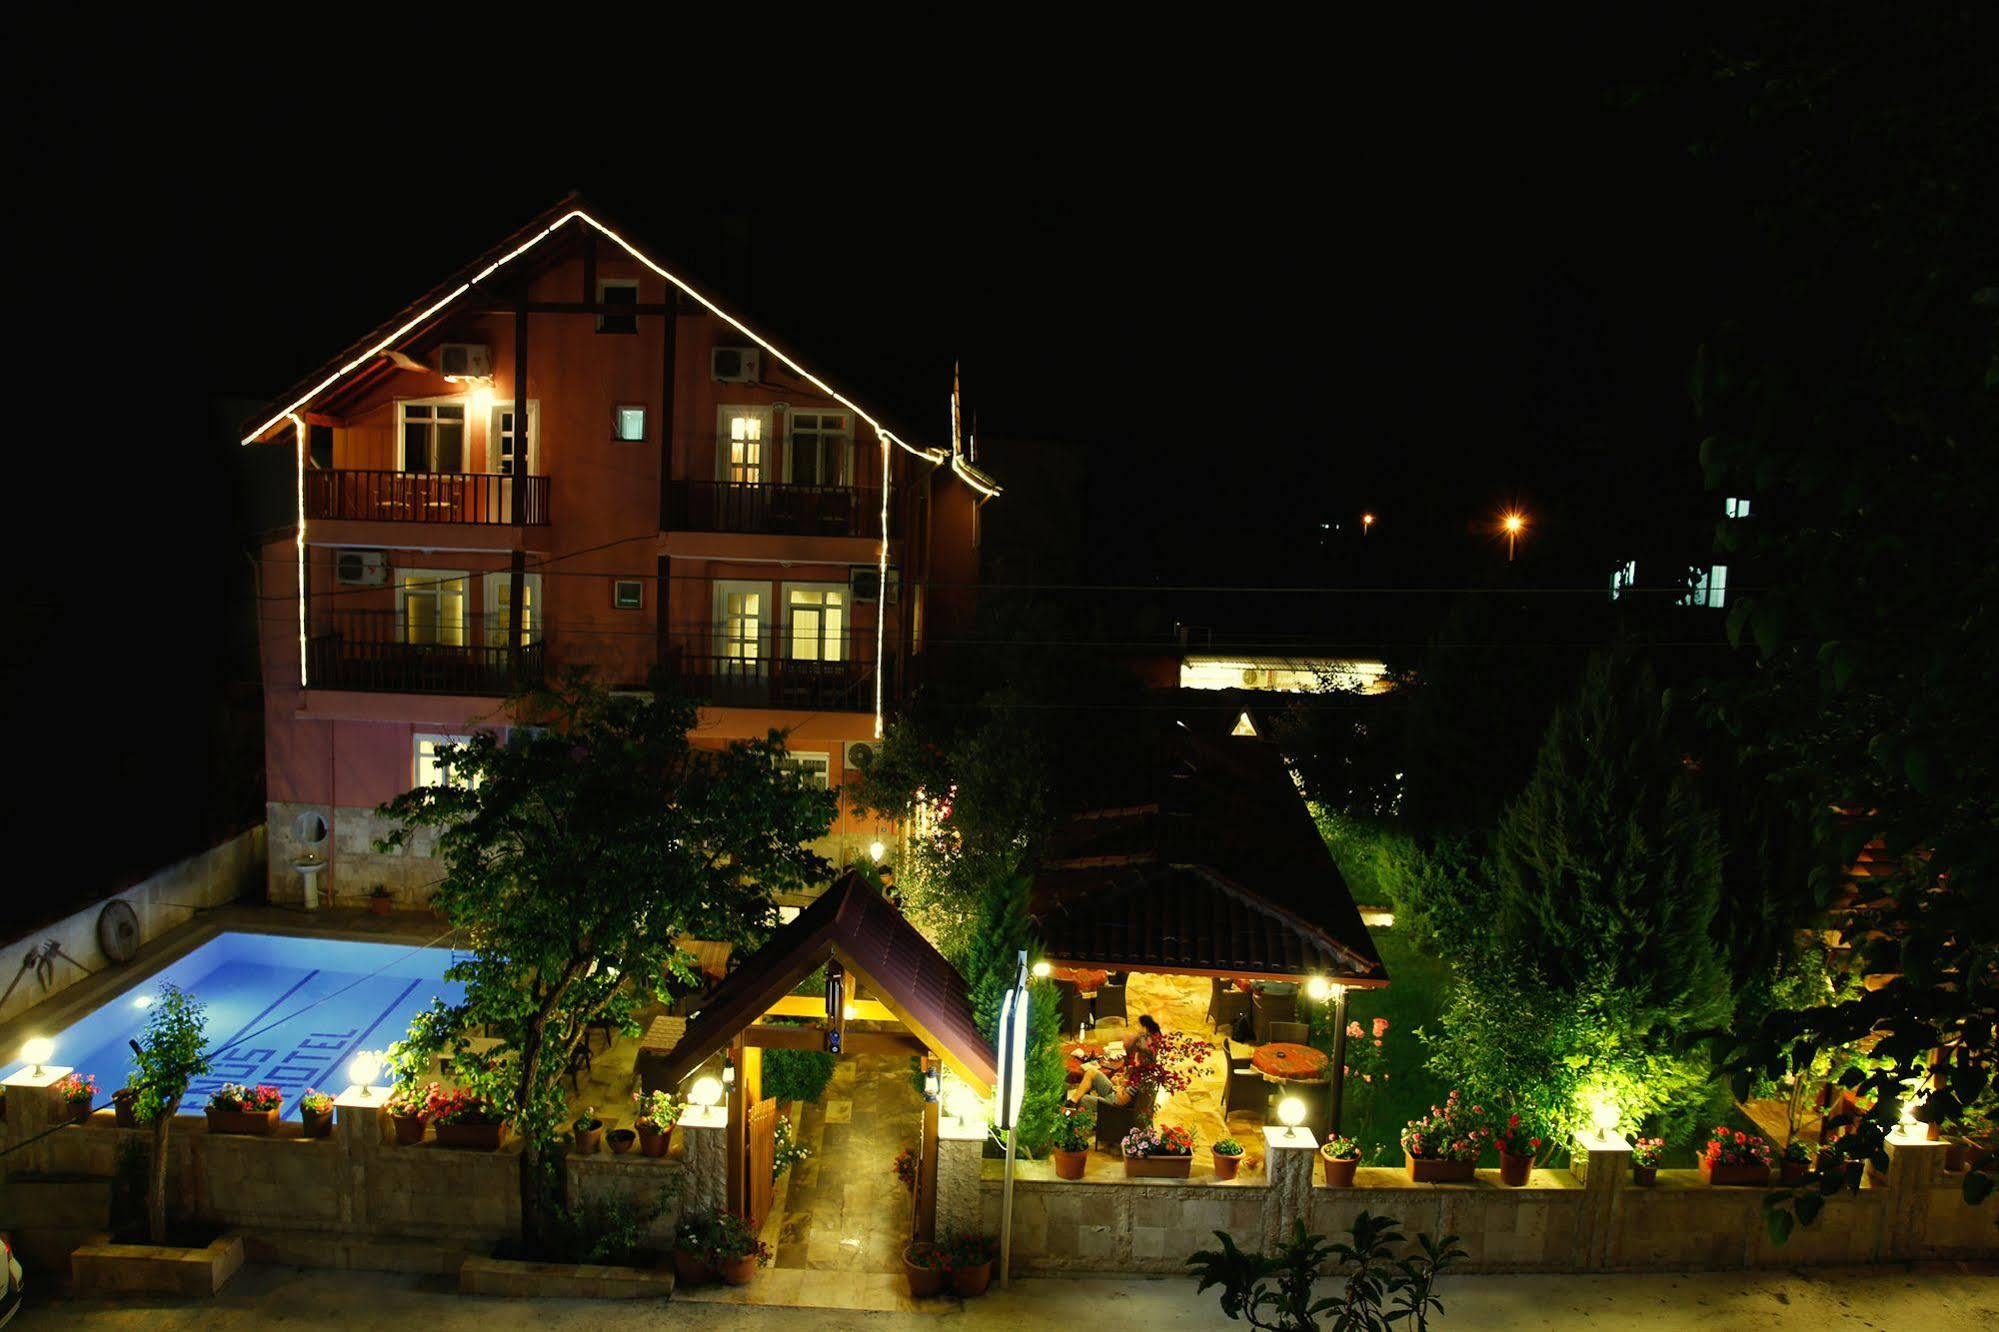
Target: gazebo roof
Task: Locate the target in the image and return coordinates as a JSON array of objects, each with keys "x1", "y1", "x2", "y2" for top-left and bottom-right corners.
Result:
[{"x1": 657, "y1": 871, "x2": 997, "y2": 1094}]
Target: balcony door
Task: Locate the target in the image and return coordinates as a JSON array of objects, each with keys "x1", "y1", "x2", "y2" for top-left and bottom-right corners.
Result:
[
  {"x1": 399, "y1": 401, "x2": 466, "y2": 473},
  {"x1": 785, "y1": 585, "x2": 847, "y2": 663},
  {"x1": 481, "y1": 572, "x2": 544, "y2": 647},
  {"x1": 397, "y1": 569, "x2": 469, "y2": 645},
  {"x1": 713, "y1": 580, "x2": 771, "y2": 661},
  {"x1": 717, "y1": 407, "x2": 772, "y2": 485},
  {"x1": 785, "y1": 410, "x2": 852, "y2": 487},
  {"x1": 490, "y1": 401, "x2": 540, "y2": 476}
]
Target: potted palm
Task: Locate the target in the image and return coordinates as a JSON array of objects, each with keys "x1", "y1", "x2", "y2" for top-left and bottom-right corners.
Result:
[
  {"x1": 1320, "y1": 1135, "x2": 1361, "y2": 1187},
  {"x1": 205, "y1": 1083, "x2": 282, "y2": 1135},
  {"x1": 1698, "y1": 1126, "x2": 1773, "y2": 1186},
  {"x1": 1212, "y1": 1136, "x2": 1245, "y2": 1181},
  {"x1": 634, "y1": 1089, "x2": 682, "y2": 1158},
  {"x1": 1491, "y1": 1113, "x2": 1545, "y2": 1187},
  {"x1": 1400, "y1": 1091, "x2": 1486, "y2": 1183},
  {"x1": 52, "y1": 1072, "x2": 98, "y2": 1124},
  {"x1": 571, "y1": 1107, "x2": 604, "y2": 1155},
  {"x1": 709, "y1": 1211, "x2": 770, "y2": 1286},
  {"x1": 1630, "y1": 1136, "x2": 1664, "y2": 1186},
  {"x1": 385, "y1": 1082, "x2": 432, "y2": 1145},
  {"x1": 1121, "y1": 1124, "x2": 1194, "y2": 1178},
  {"x1": 1051, "y1": 1109, "x2": 1093, "y2": 1180},
  {"x1": 944, "y1": 1232, "x2": 998, "y2": 1297},
  {"x1": 902, "y1": 1240, "x2": 946, "y2": 1297},
  {"x1": 427, "y1": 1085, "x2": 507, "y2": 1149},
  {"x1": 299, "y1": 1089, "x2": 336, "y2": 1138}
]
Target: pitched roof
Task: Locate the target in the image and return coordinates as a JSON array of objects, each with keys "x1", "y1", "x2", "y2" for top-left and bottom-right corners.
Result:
[
  {"x1": 240, "y1": 194, "x2": 998, "y2": 497},
  {"x1": 658, "y1": 871, "x2": 997, "y2": 1094}
]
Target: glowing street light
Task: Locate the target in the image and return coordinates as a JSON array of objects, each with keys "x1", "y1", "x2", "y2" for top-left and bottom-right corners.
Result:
[
  {"x1": 1500, "y1": 510, "x2": 1528, "y2": 562},
  {"x1": 1278, "y1": 1096, "x2": 1307, "y2": 1140},
  {"x1": 1361, "y1": 512, "x2": 1376, "y2": 536}
]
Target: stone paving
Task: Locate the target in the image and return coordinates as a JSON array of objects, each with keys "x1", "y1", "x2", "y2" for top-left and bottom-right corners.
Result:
[{"x1": 773, "y1": 1053, "x2": 923, "y2": 1273}]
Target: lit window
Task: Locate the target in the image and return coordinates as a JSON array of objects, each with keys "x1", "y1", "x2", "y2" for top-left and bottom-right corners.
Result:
[
  {"x1": 397, "y1": 570, "x2": 468, "y2": 645},
  {"x1": 480, "y1": 573, "x2": 542, "y2": 647},
  {"x1": 596, "y1": 280, "x2": 638, "y2": 334},
  {"x1": 614, "y1": 405, "x2": 647, "y2": 442},
  {"x1": 781, "y1": 752, "x2": 832, "y2": 789},
  {"x1": 398, "y1": 402, "x2": 466, "y2": 473},
  {"x1": 1683, "y1": 565, "x2": 1728, "y2": 609},
  {"x1": 1610, "y1": 560, "x2": 1636, "y2": 601},
  {"x1": 720, "y1": 409, "x2": 767, "y2": 483},
  {"x1": 612, "y1": 579, "x2": 644, "y2": 610},
  {"x1": 1725, "y1": 497, "x2": 1752, "y2": 519},
  {"x1": 720, "y1": 587, "x2": 764, "y2": 659},
  {"x1": 786, "y1": 586, "x2": 847, "y2": 662},
  {"x1": 787, "y1": 410, "x2": 852, "y2": 486},
  {"x1": 414, "y1": 734, "x2": 479, "y2": 788}
]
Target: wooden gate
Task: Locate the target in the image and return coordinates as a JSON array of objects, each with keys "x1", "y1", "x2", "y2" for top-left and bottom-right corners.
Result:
[{"x1": 745, "y1": 1096, "x2": 778, "y2": 1230}]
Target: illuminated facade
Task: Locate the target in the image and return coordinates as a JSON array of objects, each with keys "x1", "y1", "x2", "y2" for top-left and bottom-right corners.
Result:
[{"x1": 245, "y1": 198, "x2": 996, "y2": 907}]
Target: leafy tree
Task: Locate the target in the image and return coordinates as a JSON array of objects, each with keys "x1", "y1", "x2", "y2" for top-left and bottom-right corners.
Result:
[
  {"x1": 376, "y1": 675, "x2": 837, "y2": 1251},
  {"x1": 127, "y1": 983, "x2": 209, "y2": 1243}
]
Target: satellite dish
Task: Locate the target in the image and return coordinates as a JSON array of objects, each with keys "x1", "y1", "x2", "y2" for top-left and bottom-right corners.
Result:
[{"x1": 98, "y1": 901, "x2": 141, "y2": 963}]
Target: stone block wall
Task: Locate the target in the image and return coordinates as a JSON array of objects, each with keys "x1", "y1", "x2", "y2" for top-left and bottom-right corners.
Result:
[{"x1": 266, "y1": 801, "x2": 443, "y2": 908}]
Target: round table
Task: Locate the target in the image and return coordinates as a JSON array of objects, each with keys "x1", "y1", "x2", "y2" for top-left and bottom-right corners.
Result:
[
  {"x1": 1252, "y1": 1042, "x2": 1329, "y2": 1083},
  {"x1": 1063, "y1": 1040, "x2": 1129, "y2": 1083},
  {"x1": 1048, "y1": 967, "x2": 1109, "y2": 993}
]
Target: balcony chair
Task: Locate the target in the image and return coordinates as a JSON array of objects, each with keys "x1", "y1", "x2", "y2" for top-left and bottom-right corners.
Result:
[
  {"x1": 1092, "y1": 1097, "x2": 1139, "y2": 1151},
  {"x1": 1267, "y1": 1020, "x2": 1311, "y2": 1046},
  {"x1": 1057, "y1": 984, "x2": 1093, "y2": 1035},
  {"x1": 1252, "y1": 990, "x2": 1299, "y2": 1045},
  {"x1": 1213, "y1": 987, "x2": 1251, "y2": 1036},
  {"x1": 1223, "y1": 1064, "x2": 1271, "y2": 1121},
  {"x1": 1094, "y1": 978, "x2": 1128, "y2": 1025}
]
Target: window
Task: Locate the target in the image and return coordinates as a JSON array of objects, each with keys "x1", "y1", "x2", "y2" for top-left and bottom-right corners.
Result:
[
  {"x1": 613, "y1": 404, "x2": 647, "y2": 442},
  {"x1": 715, "y1": 581, "x2": 768, "y2": 659},
  {"x1": 612, "y1": 579, "x2": 644, "y2": 610},
  {"x1": 785, "y1": 585, "x2": 846, "y2": 662},
  {"x1": 490, "y1": 401, "x2": 538, "y2": 476},
  {"x1": 397, "y1": 569, "x2": 468, "y2": 644},
  {"x1": 480, "y1": 572, "x2": 543, "y2": 647},
  {"x1": 308, "y1": 424, "x2": 333, "y2": 469},
  {"x1": 1683, "y1": 564, "x2": 1728, "y2": 609},
  {"x1": 781, "y1": 752, "x2": 831, "y2": 789},
  {"x1": 718, "y1": 407, "x2": 770, "y2": 484},
  {"x1": 398, "y1": 402, "x2": 466, "y2": 473},
  {"x1": 1725, "y1": 496, "x2": 1752, "y2": 519},
  {"x1": 596, "y1": 280, "x2": 639, "y2": 334},
  {"x1": 414, "y1": 734, "x2": 478, "y2": 788},
  {"x1": 1610, "y1": 560, "x2": 1636, "y2": 601},
  {"x1": 787, "y1": 409, "x2": 852, "y2": 486}
]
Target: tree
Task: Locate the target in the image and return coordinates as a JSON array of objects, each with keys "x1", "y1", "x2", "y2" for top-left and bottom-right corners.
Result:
[
  {"x1": 958, "y1": 873, "x2": 1067, "y2": 1153},
  {"x1": 128, "y1": 983, "x2": 209, "y2": 1243},
  {"x1": 376, "y1": 675, "x2": 837, "y2": 1250}
]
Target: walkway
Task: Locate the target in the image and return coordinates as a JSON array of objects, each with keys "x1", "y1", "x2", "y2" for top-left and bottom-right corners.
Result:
[{"x1": 773, "y1": 1051, "x2": 924, "y2": 1274}]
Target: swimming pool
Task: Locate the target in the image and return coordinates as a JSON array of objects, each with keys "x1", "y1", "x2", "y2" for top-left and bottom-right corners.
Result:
[{"x1": 0, "y1": 931, "x2": 465, "y2": 1120}]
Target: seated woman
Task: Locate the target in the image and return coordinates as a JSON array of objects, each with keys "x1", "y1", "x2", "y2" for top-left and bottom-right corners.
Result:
[
  {"x1": 1067, "y1": 1058, "x2": 1134, "y2": 1111},
  {"x1": 1129, "y1": 1014, "x2": 1164, "y2": 1072}
]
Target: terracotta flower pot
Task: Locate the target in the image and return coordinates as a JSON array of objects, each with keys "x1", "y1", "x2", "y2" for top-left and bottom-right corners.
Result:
[
  {"x1": 950, "y1": 1259, "x2": 994, "y2": 1297},
  {"x1": 1499, "y1": 1150, "x2": 1533, "y2": 1187},
  {"x1": 1780, "y1": 1157, "x2": 1811, "y2": 1185},
  {"x1": 609, "y1": 1128, "x2": 637, "y2": 1154},
  {"x1": 1700, "y1": 1158, "x2": 1771, "y2": 1187},
  {"x1": 573, "y1": 1123, "x2": 603, "y2": 1156},
  {"x1": 1405, "y1": 1151, "x2": 1475, "y2": 1184},
  {"x1": 64, "y1": 1099, "x2": 95, "y2": 1124},
  {"x1": 113, "y1": 1088, "x2": 140, "y2": 1129},
  {"x1": 639, "y1": 1122, "x2": 673, "y2": 1158},
  {"x1": 903, "y1": 1243, "x2": 946, "y2": 1297},
  {"x1": 1942, "y1": 1138, "x2": 1989, "y2": 1173},
  {"x1": 1052, "y1": 1147, "x2": 1088, "y2": 1180},
  {"x1": 302, "y1": 1108, "x2": 334, "y2": 1139},
  {"x1": 1323, "y1": 1155, "x2": 1359, "y2": 1187},
  {"x1": 1122, "y1": 1150, "x2": 1192, "y2": 1178},
  {"x1": 717, "y1": 1254, "x2": 758, "y2": 1286},
  {"x1": 1213, "y1": 1150, "x2": 1241, "y2": 1180},
  {"x1": 1631, "y1": 1165, "x2": 1658, "y2": 1186},
  {"x1": 369, "y1": 893, "x2": 393, "y2": 916},
  {"x1": 391, "y1": 1113, "x2": 428, "y2": 1146},
  {"x1": 673, "y1": 1248, "x2": 713, "y2": 1286},
  {"x1": 436, "y1": 1119, "x2": 507, "y2": 1150},
  {"x1": 207, "y1": 1107, "x2": 280, "y2": 1136}
]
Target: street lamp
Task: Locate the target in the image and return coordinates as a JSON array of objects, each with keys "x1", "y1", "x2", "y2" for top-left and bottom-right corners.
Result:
[
  {"x1": 1500, "y1": 510, "x2": 1528, "y2": 562},
  {"x1": 1361, "y1": 512, "x2": 1376, "y2": 536}
]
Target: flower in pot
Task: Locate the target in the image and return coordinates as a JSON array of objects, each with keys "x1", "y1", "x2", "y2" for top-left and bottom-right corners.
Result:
[
  {"x1": 708, "y1": 1211, "x2": 771, "y2": 1286},
  {"x1": 52, "y1": 1072, "x2": 98, "y2": 1123},
  {"x1": 426, "y1": 1085, "x2": 507, "y2": 1149},
  {"x1": 1320, "y1": 1134, "x2": 1361, "y2": 1187},
  {"x1": 903, "y1": 1239, "x2": 947, "y2": 1298},
  {"x1": 384, "y1": 1082, "x2": 433, "y2": 1145},
  {"x1": 1779, "y1": 1137, "x2": 1814, "y2": 1184},
  {"x1": 1699, "y1": 1125, "x2": 1773, "y2": 1186},
  {"x1": 205, "y1": 1082, "x2": 283, "y2": 1135},
  {"x1": 1629, "y1": 1136, "x2": 1665, "y2": 1186},
  {"x1": 572, "y1": 1107, "x2": 604, "y2": 1155},
  {"x1": 1212, "y1": 1135, "x2": 1246, "y2": 1181},
  {"x1": 1491, "y1": 1112, "x2": 1546, "y2": 1187},
  {"x1": 1121, "y1": 1123, "x2": 1194, "y2": 1177},
  {"x1": 1399, "y1": 1091, "x2": 1487, "y2": 1183},
  {"x1": 633, "y1": 1089, "x2": 683, "y2": 1157},
  {"x1": 1050, "y1": 1109, "x2": 1093, "y2": 1180},
  {"x1": 674, "y1": 1208, "x2": 717, "y2": 1285},
  {"x1": 299, "y1": 1088, "x2": 336, "y2": 1138},
  {"x1": 943, "y1": 1232, "x2": 999, "y2": 1297}
]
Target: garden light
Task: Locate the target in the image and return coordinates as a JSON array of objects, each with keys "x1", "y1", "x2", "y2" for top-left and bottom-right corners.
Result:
[
  {"x1": 20, "y1": 1037, "x2": 54, "y2": 1076},
  {"x1": 1306, "y1": 975, "x2": 1332, "y2": 1002},
  {"x1": 133, "y1": 994, "x2": 153, "y2": 1009},
  {"x1": 690, "y1": 1076, "x2": 723, "y2": 1109},
  {"x1": 1032, "y1": 960, "x2": 1052, "y2": 979},
  {"x1": 1892, "y1": 1096, "x2": 1925, "y2": 1144},
  {"x1": 1278, "y1": 1095, "x2": 1306, "y2": 1140},
  {"x1": 1591, "y1": 1097, "x2": 1622, "y2": 1145},
  {"x1": 348, "y1": 1050, "x2": 382, "y2": 1098},
  {"x1": 868, "y1": 840, "x2": 886, "y2": 863},
  {"x1": 922, "y1": 1066, "x2": 941, "y2": 1103}
]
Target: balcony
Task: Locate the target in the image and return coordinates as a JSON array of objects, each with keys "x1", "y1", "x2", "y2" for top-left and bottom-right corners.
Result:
[
  {"x1": 667, "y1": 649, "x2": 891, "y2": 712},
  {"x1": 666, "y1": 480, "x2": 884, "y2": 538},
  {"x1": 307, "y1": 611, "x2": 545, "y2": 696},
  {"x1": 306, "y1": 469, "x2": 550, "y2": 526}
]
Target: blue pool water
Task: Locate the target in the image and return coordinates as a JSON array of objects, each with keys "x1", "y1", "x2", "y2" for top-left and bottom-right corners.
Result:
[{"x1": 0, "y1": 931, "x2": 465, "y2": 1120}]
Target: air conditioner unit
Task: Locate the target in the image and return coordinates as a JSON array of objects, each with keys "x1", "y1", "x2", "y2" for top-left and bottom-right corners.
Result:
[
  {"x1": 711, "y1": 346, "x2": 760, "y2": 383},
  {"x1": 843, "y1": 740, "x2": 878, "y2": 773},
  {"x1": 437, "y1": 343, "x2": 492, "y2": 378},
  {"x1": 334, "y1": 550, "x2": 388, "y2": 586},
  {"x1": 849, "y1": 565, "x2": 901, "y2": 604}
]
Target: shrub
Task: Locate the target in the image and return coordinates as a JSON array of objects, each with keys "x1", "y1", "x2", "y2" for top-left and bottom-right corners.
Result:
[
  {"x1": 633, "y1": 1089, "x2": 683, "y2": 1130},
  {"x1": 1400, "y1": 1092, "x2": 1488, "y2": 1163},
  {"x1": 550, "y1": 1191, "x2": 670, "y2": 1267},
  {"x1": 773, "y1": 1114, "x2": 809, "y2": 1183},
  {"x1": 1050, "y1": 1109, "x2": 1094, "y2": 1152},
  {"x1": 760, "y1": 1045, "x2": 836, "y2": 1104},
  {"x1": 1190, "y1": 1214, "x2": 1466, "y2": 1332},
  {"x1": 942, "y1": 1232, "x2": 998, "y2": 1270},
  {"x1": 1213, "y1": 1136, "x2": 1245, "y2": 1158}
]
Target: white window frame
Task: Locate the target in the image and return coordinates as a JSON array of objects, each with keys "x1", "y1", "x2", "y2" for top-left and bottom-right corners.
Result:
[
  {"x1": 480, "y1": 571, "x2": 544, "y2": 646},
  {"x1": 713, "y1": 579, "x2": 772, "y2": 660},
  {"x1": 595, "y1": 279, "x2": 640, "y2": 333},
  {"x1": 784, "y1": 408, "x2": 853, "y2": 486},
  {"x1": 781, "y1": 751, "x2": 832, "y2": 789},
  {"x1": 783, "y1": 582, "x2": 848, "y2": 663},
  {"x1": 1610, "y1": 560, "x2": 1636, "y2": 601},
  {"x1": 414, "y1": 733, "x2": 479, "y2": 788},
  {"x1": 396, "y1": 568, "x2": 469, "y2": 645},
  {"x1": 612, "y1": 403, "x2": 648, "y2": 443},
  {"x1": 489, "y1": 399, "x2": 541, "y2": 475},
  {"x1": 1683, "y1": 564, "x2": 1728, "y2": 609},
  {"x1": 716, "y1": 406, "x2": 773, "y2": 484},
  {"x1": 395, "y1": 398, "x2": 469, "y2": 474},
  {"x1": 612, "y1": 579, "x2": 645, "y2": 610},
  {"x1": 1725, "y1": 496, "x2": 1752, "y2": 519}
]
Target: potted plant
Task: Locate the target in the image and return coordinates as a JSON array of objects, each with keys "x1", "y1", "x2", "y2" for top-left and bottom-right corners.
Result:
[
  {"x1": 608, "y1": 1127, "x2": 638, "y2": 1154},
  {"x1": 943, "y1": 1232, "x2": 998, "y2": 1297},
  {"x1": 1400, "y1": 1091, "x2": 1487, "y2": 1183},
  {"x1": 1491, "y1": 1113, "x2": 1545, "y2": 1187},
  {"x1": 1630, "y1": 1136, "x2": 1664, "y2": 1186},
  {"x1": 903, "y1": 1239, "x2": 947, "y2": 1298},
  {"x1": 1699, "y1": 1125, "x2": 1773, "y2": 1186},
  {"x1": 112, "y1": 1085, "x2": 141, "y2": 1128},
  {"x1": 709, "y1": 1211, "x2": 770, "y2": 1286},
  {"x1": 369, "y1": 885, "x2": 394, "y2": 916},
  {"x1": 1212, "y1": 1135, "x2": 1245, "y2": 1181},
  {"x1": 299, "y1": 1088, "x2": 336, "y2": 1138},
  {"x1": 572, "y1": 1107, "x2": 604, "y2": 1155},
  {"x1": 673, "y1": 1209, "x2": 716, "y2": 1286},
  {"x1": 384, "y1": 1083, "x2": 432, "y2": 1145},
  {"x1": 634, "y1": 1089, "x2": 682, "y2": 1158},
  {"x1": 1779, "y1": 1138, "x2": 1814, "y2": 1184},
  {"x1": 52, "y1": 1072, "x2": 97, "y2": 1124},
  {"x1": 427, "y1": 1085, "x2": 507, "y2": 1149},
  {"x1": 1121, "y1": 1123, "x2": 1195, "y2": 1178},
  {"x1": 1050, "y1": 1109, "x2": 1093, "y2": 1180},
  {"x1": 1320, "y1": 1135, "x2": 1361, "y2": 1187},
  {"x1": 205, "y1": 1082, "x2": 282, "y2": 1135}
]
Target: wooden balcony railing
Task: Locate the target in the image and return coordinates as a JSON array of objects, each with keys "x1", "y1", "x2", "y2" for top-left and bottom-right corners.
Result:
[
  {"x1": 665, "y1": 480, "x2": 883, "y2": 538},
  {"x1": 306, "y1": 469, "x2": 550, "y2": 526},
  {"x1": 307, "y1": 611, "x2": 545, "y2": 695},
  {"x1": 667, "y1": 650, "x2": 889, "y2": 712}
]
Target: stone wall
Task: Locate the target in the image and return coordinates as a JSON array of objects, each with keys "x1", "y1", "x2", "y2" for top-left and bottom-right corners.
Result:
[
  {"x1": 266, "y1": 801, "x2": 443, "y2": 908},
  {"x1": 972, "y1": 1134, "x2": 1998, "y2": 1278},
  {"x1": 1, "y1": 827, "x2": 264, "y2": 1025}
]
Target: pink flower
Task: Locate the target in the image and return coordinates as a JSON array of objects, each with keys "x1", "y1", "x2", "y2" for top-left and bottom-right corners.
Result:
[
  {"x1": 1362, "y1": 1074, "x2": 1372, "y2": 1083},
  {"x1": 1372, "y1": 1017, "x2": 1389, "y2": 1038},
  {"x1": 1346, "y1": 1020, "x2": 1365, "y2": 1039}
]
